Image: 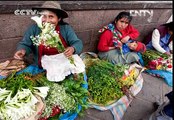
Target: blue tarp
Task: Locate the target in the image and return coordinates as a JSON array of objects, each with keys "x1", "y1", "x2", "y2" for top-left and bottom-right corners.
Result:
[{"x1": 145, "y1": 69, "x2": 173, "y2": 87}]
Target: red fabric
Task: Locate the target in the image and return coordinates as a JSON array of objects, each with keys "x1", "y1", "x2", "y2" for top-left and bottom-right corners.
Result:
[
  {"x1": 38, "y1": 25, "x2": 68, "y2": 67},
  {"x1": 97, "y1": 30, "x2": 113, "y2": 51},
  {"x1": 97, "y1": 24, "x2": 139, "y2": 52},
  {"x1": 135, "y1": 41, "x2": 146, "y2": 53},
  {"x1": 120, "y1": 24, "x2": 139, "y2": 40},
  {"x1": 55, "y1": 26, "x2": 68, "y2": 48}
]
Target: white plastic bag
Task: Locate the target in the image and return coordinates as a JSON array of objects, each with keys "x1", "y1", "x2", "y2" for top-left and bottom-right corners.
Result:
[{"x1": 41, "y1": 53, "x2": 85, "y2": 82}]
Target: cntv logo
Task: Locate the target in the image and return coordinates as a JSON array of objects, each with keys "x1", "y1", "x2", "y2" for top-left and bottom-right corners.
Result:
[{"x1": 129, "y1": 10, "x2": 153, "y2": 22}]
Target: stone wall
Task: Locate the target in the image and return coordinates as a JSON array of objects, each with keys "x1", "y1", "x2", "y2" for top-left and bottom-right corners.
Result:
[{"x1": 0, "y1": 1, "x2": 172, "y2": 62}]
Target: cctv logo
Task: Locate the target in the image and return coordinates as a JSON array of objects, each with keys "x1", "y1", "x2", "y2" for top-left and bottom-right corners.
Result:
[{"x1": 14, "y1": 9, "x2": 40, "y2": 16}]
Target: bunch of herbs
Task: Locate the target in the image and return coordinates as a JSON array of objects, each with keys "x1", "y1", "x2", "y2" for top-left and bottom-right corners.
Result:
[{"x1": 86, "y1": 60, "x2": 128, "y2": 105}]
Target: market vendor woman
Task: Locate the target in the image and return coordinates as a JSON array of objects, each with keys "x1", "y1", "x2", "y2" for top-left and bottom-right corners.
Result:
[
  {"x1": 97, "y1": 11, "x2": 141, "y2": 64},
  {"x1": 14, "y1": 1, "x2": 83, "y2": 67},
  {"x1": 145, "y1": 21, "x2": 173, "y2": 55}
]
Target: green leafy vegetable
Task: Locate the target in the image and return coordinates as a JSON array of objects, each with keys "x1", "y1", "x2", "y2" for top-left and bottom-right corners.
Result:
[{"x1": 86, "y1": 60, "x2": 128, "y2": 105}]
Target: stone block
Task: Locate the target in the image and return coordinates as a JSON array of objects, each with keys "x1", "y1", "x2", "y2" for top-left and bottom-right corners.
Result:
[
  {"x1": 131, "y1": 9, "x2": 172, "y2": 25},
  {"x1": 0, "y1": 14, "x2": 33, "y2": 39},
  {"x1": 131, "y1": 10, "x2": 154, "y2": 24},
  {"x1": 76, "y1": 108, "x2": 113, "y2": 120},
  {"x1": 76, "y1": 30, "x2": 93, "y2": 52},
  {"x1": 0, "y1": 1, "x2": 172, "y2": 14},
  {"x1": 0, "y1": 37, "x2": 21, "y2": 60},
  {"x1": 140, "y1": 24, "x2": 160, "y2": 43},
  {"x1": 137, "y1": 73, "x2": 163, "y2": 103},
  {"x1": 89, "y1": 30, "x2": 100, "y2": 52},
  {"x1": 101, "y1": 10, "x2": 121, "y2": 26},
  {"x1": 76, "y1": 115, "x2": 98, "y2": 120},
  {"x1": 69, "y1": 11, "x2": 104, "y2": 31},
  {"x1": 157, "y1": 9, "x2": 173, "y2": 23},
  {"x1": 123, "y1": 97, "x2": 155, "y2": 120},
  {"x1": 150, "y1": 10, "x2": 165, "y2": 23},
  {"x1": 162, "y1": 82, "x2": 172, "y2": 102}
]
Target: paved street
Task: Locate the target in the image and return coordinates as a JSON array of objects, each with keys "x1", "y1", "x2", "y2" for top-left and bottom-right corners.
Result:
[{"x1": 76, "y1": 72, "x2": 172, "y2": 120}]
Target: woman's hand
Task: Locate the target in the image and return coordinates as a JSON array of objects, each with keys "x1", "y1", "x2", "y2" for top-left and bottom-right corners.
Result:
[
  {"x1": 109, "y1": 47, "x2": 116, "y2": 50},
  {"x1": 14, "y1": 49, "x2": 26, "y2": 60},
  {"x1": 121, "y1": 36, "x2": 130, "y2": 43},
  {"x1": 64, "y1": 47, "x2": 75, "y2": 58}
]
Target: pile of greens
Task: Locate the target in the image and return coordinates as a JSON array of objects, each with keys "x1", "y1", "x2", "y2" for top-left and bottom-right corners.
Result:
[
  {"x1": 142, "y1": 49, "x2": 169, "y2": 66},
  {"x1": 38, "y1": 73, "x2": 88, "y2": 119},
  {"x1": 61, "y1": 74, "x2": 88, "y2": 115},
  {"x1": 0, "y1": 73, "x2": 36, "y2": 97},
  {"x1": 0, "y1": 72, "x2": 88, "y2": 120},
  {"x1": 0, "y1": 72, "x2": 49, "y2": 120},
  {"x1": 86, "y1": 59, "x2": 129, "y2": 105}
]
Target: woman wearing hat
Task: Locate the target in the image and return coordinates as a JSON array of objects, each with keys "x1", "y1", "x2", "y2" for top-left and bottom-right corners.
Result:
[
  {"x1": 97, "y1": 11, "x2": 141, "y2": 64},
  {"x1": 14, "y1": 1, "x2": 83, "y2": 67}
]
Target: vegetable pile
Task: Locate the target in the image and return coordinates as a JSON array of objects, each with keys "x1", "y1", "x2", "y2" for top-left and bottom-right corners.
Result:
[
  {"x1": 0, "y1": 72, "x2": 88, "y2": 120},
  {"x1": 85, "y1": 59, "x2": 138, "y2": 105},
  {"x1": 0, "y1": 72, "x2": 48, "y2": 120},
  {"x1": 118, "y1": 67, "x2": 139, "y2": 88},
  {"x1": 142, "y1": 50, "x2": 172, "y2": 71},
  {"x1": 38, "y1": 73, "x2": 88, "y2": 119}
]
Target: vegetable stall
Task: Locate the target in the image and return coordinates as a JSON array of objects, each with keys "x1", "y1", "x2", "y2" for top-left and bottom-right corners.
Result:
[
  {"x1": 0, "y1": 14, "x2": 146, "y2": 120},
  {"x1": 141, "y1": 49, "x2": 173, "y2": 87},
  {"x1": 80, "y1": 52, "x2": 144, "y2": 120},
  {"x1": 0, "y1": 51, "x2": 145, "y2": 120},
  {"x1": 0, "y1": 65, "x2": 88, "y2": 120}
]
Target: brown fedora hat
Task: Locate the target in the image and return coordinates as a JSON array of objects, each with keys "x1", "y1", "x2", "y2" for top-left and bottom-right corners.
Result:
[{"x1": 32, "y1": 1, "x2": 68, "y2": 19}]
